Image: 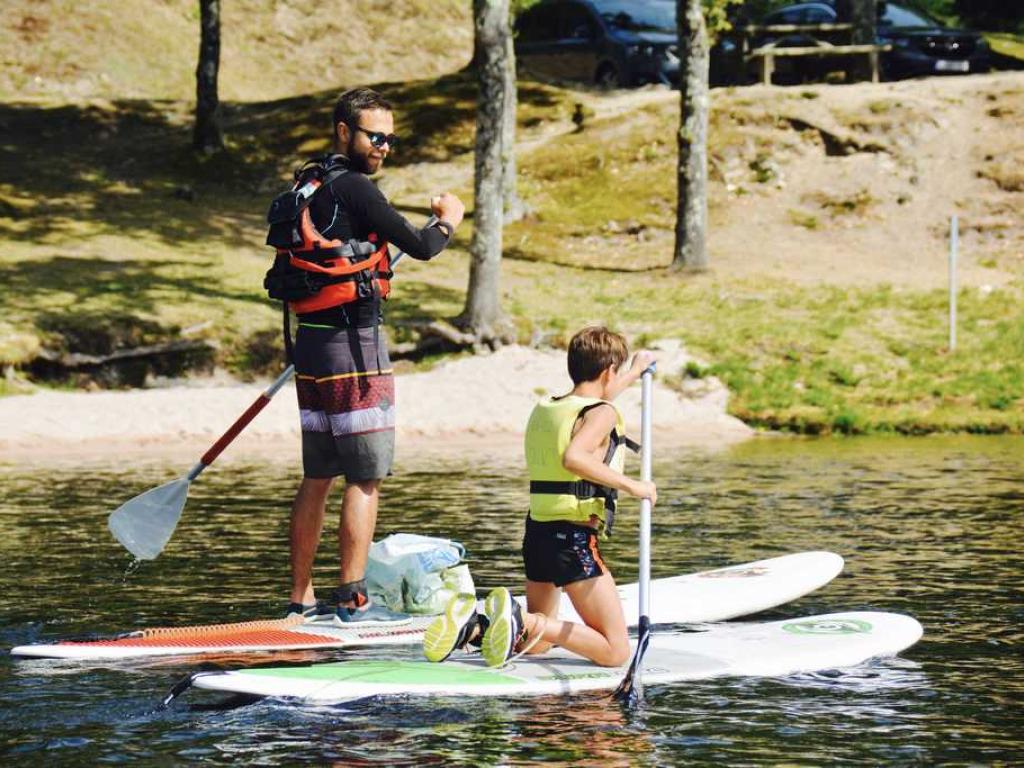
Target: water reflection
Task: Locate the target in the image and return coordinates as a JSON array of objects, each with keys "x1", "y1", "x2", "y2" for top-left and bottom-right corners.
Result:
[{"x1": 1, "y1": 435, "x2": 1022, "y2": 763}]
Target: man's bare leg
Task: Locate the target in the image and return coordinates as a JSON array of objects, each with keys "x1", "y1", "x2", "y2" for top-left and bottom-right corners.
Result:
[
  {"x1": 337, "y1": 479, "x2": 380, "y2": 608},
  {"x1": 289, "y1": 476, "x2": 335, "y2": 605}
]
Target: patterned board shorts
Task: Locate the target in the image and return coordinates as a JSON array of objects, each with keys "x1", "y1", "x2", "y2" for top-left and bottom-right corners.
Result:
[{"x1": 293, "y1": 324, "x2": 395, "y2": 481}]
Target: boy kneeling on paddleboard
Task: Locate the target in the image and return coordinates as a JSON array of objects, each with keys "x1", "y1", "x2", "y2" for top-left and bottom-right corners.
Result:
[{"x1": 424, "y1": 327, "x2": 656, "y2": 668}]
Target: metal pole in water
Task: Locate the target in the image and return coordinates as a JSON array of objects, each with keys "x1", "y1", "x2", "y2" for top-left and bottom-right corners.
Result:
[{"x1": 949, "y1": 215, "x2": 958, "y2": 352}]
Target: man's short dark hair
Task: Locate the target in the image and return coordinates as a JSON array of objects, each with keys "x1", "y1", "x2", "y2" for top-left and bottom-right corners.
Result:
[{"x1": 333, "y1": 87, "x2": 393, "y2": 132}]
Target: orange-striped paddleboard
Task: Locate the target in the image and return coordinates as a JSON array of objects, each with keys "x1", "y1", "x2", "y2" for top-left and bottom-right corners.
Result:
[{"x1": 10, "y1": 551, "x2": 843, "y2": 660}]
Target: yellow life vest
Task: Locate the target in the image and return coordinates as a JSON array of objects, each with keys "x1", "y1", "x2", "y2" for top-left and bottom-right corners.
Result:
[{"x1": 525, "y1": 395, "x2": 637, "y2": 535}]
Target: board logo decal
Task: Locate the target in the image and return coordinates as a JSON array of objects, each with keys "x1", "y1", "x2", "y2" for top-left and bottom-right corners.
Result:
[
  {"x1": 698, "y1": 566, "x2": 769, "y2": 579},
  {"x1": 643, "y1": 665, "x2": 671, "y2": 675},
  {"x1": 352, "y1": 628, "x2": 424, "y2": 640},
  {"x1": 782, "y1": 618, "x2": 872, "y2": 635},
  {"x1": 539, "y1": 671, "x2": 618, "y2": 682}
]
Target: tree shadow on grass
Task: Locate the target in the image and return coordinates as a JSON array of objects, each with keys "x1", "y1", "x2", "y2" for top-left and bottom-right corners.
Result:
[
  {"x1": 0, "y1": 97, "x2": 268, "y2": 248},
  {"x1": 502, "y1": 243, "x2": 668, "y2": 273},
  {"x1": 0, "y1": 255, "x2": 264, "y2": 320},
  {"x1": 0, "y1": 70, "x2": 565, "y2": 249},
  {"x1": 383, "y1": 278, "x2": 466, "y2": 326}
]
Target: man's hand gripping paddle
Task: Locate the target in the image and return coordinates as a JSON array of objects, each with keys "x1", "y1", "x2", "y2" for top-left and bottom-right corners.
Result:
[
  {"x1": 612, "y1": 362, "x2": 655, "y2": 707},
  {"x1": 107, "y1": 228, "x2": 433, "y2": 561}
]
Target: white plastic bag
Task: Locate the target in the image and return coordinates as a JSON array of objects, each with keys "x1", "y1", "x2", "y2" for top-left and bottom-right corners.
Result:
[{"x1": 365, "y1": 533, "x2": 474, "y2": 615}]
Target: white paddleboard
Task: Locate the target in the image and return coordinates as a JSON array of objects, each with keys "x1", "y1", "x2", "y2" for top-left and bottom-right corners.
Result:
[
  {"x1": 10, "y1": 551, "x2": 843, "y2": 660},
  {"x1": 191, "y1": 611, "x2": 924, "y2": 703}
]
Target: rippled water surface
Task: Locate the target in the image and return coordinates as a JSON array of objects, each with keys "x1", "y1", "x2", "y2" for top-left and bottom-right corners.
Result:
[{"x1": 1, "y1": 436, "x2": 1022, "y2": 765}]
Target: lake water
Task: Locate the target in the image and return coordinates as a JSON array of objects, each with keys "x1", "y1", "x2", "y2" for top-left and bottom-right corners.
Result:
[{"x1": 1, "y1": 436, "x2": 1022, "y2": 765}]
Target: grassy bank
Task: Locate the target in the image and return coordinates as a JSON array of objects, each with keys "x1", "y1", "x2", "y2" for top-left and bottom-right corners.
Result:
[
  {"x1": 1, "y1": 71, "x2": 1022, "y2": 434},
  {"x1": 486, "y1": 259, "x2": 1024, "y2": 435}
]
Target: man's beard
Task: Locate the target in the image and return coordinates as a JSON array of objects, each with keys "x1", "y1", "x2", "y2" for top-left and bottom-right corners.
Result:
[{"x1": 346, "y1": 140, "x2": 374, "y2": 174}]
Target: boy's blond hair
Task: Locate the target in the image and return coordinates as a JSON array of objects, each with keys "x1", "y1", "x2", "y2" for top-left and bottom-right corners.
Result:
[{"x1": 567, "y1": 326, "x2": 629, "y2": 385}]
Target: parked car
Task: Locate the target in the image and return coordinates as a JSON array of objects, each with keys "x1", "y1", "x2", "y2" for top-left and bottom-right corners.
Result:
[
  {"x1": 750, "y1": 1, "x2": 992, "y2": 81},
  {"x1": 514, "y1": 0, "x2": 680, "y2": 88},
  {"x1": 874, "y1": 2, "x2": 992, "y2": 79}
]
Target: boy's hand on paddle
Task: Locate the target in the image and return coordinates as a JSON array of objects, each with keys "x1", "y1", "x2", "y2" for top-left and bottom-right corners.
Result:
[
  {"x1": 629, "y1": 350, "x2": 657, "y2": 379},
  {"x1": 431, "y1": 193, "x2": 465, "y2": 229},
  {"x1": 628, "y1": 479, "x2": 657, "y2": 506}
]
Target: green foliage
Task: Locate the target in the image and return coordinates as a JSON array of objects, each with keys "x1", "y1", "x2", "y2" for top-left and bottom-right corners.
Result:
[
  {"x1": 910, "y1": 0, "x2": 958, "y2": 25},
  {"x1": 986, "y1": 33, "x2": 1024, "y2": 61},
  {"x1": 684, "y1": 360, "x2": 710, "y2": 379},
  {"x1": 704, "y1": 0, "x2": 746, "y2": 36},
  {"x1": 953, "y1": 0, "x2": 1024, "y2": 31},
  {"x1": 511, "y1": 0, "x2": 541, "y2": 14}
]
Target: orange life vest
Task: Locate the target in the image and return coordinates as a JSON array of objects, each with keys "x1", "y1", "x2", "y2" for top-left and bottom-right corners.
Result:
[{"x1": 264, "y1": 159, "x2": 392, "y2": 314}]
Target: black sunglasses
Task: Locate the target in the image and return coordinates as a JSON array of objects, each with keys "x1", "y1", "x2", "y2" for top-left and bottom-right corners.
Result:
[{"x1": 353, "y1": 125, "x2": 399, "y2": 149}]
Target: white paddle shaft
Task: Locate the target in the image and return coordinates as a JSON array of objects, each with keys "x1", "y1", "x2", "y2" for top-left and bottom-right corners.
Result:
[{"x1": 638, "y1": 365, "x2": 654, "y2": 620}]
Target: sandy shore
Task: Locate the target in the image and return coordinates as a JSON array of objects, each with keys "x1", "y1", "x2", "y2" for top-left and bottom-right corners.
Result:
[{"x1": 0, "y1": 343, "x2": 753, "y2": 463}]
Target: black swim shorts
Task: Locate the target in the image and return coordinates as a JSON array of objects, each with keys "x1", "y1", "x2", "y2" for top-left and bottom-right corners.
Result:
[{"x1": 522, "y1": 515, "x2": 606, "y2": 587}]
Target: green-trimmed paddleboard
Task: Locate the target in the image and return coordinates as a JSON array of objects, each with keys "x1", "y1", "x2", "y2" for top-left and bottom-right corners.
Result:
[{"x1": 192, "y1": 611, "x2": 923, "y2": 703}]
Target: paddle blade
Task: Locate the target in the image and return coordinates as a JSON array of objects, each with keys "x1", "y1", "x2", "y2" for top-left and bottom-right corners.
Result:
[
  {"x1": 612, "y1": 615, "x2": 651, "y2": 708},
  {"x1": 108, "y1": 477, "x2": 190, "y2": 560}
]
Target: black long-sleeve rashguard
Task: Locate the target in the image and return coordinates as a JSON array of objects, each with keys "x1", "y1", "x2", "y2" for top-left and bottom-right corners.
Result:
[{"x1": 301, "y1": 156, "x2": 451, "y2": 326}]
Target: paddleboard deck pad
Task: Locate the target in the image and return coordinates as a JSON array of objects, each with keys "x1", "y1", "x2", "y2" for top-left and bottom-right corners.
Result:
[
  {"x1": 11, "y1": 551, "x2": 843, "y2": 660},
  {"x1": 190, "y1": 612, "x2": 923, "y2": 703}
]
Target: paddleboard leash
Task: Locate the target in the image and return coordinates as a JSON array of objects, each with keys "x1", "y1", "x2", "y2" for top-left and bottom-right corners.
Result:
[{"x1": 161, "y1": 671, "x2": 206, "y2": 709}]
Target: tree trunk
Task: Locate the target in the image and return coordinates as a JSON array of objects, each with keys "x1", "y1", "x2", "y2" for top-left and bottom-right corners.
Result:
[
  {"x1": 460, "y1": 0, "x2": 514, "y2": 346},
  {"x1": 502, "y1": 21, "x2": 526, "y2": 223},
  {"x1": 848, "y1": 0, "x2": 876, "y2": 45},
  {"x1": 193, "y1": 0, "x2": 224, "y2": 154},
  {"x1": 672, "y1": 0, "x2": 710, "y2": 271},
  {"x1": 837, "y1": 0, "x2": 876, "y2": 80}
]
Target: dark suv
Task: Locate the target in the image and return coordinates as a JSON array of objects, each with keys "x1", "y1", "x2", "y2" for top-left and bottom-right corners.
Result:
[
  {"x1": 755, "y1": 1, "x2": 992, "y2": 80},
  {"x1": 514, "y1": 0, "x2": 679, "y2": 88}
]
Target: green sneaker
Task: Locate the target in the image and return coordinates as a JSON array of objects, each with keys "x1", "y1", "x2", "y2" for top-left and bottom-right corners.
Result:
[
  {"x1": 481, "y1": 587, "x2": 526, "y2": 668},
  {"x1": 423, "y1": 593, "x2": 479, "y2": 663}
]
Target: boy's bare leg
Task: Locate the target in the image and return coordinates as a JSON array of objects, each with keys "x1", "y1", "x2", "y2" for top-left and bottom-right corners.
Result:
[
  {"x1": 289, "y1": 477, "x2": 335, "y2": 605},
  {"x1": 337, "y1": 479, "x2": 380, "y2": 606},
  {"x1": 523, "y1": 573, "x2": 630, "y2": 667},
  {"x1": 524, "y1": 580, "x2": 563, "y2": 655}
]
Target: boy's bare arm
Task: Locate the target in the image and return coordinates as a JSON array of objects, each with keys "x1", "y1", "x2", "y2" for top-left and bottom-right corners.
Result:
[{"x1": 563, "y1": 405, "x2": 657, "y2": 505}]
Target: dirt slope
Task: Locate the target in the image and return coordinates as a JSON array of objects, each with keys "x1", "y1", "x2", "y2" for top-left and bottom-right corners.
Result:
[
  {"x1": 377, "y1": 71, "x2": 1023, "y2": 291},
  {"x1": 705, "y1": 73, "x2": 1024, "y2": 289},
  {"x1": 0, "y1": 0, "x2": 472, "y2": 101}
]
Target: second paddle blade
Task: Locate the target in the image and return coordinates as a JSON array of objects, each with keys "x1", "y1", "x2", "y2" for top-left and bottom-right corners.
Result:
[{"x1": 108, "y1": 476, "x2": 189, "y2": 560}]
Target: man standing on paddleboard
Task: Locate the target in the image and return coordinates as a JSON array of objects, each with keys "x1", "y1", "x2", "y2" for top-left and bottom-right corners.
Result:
[{"x1": 281, "y1": 87, "x2": 464, "y2": 624}]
